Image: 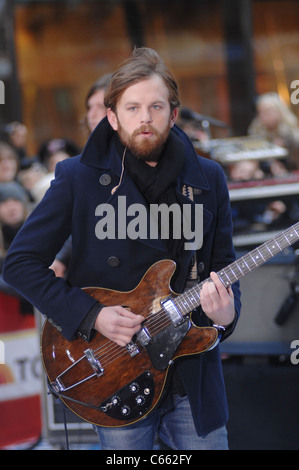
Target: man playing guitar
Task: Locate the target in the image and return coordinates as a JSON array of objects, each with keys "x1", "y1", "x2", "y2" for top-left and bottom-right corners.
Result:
[{"x1": 4, "y1": 48, "x2": 240, "y2": 450}]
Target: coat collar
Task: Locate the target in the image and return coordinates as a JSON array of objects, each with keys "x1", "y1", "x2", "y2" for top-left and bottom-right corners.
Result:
[{"x1": 80, "y1": 117, "x2": 210, "y2": 191}]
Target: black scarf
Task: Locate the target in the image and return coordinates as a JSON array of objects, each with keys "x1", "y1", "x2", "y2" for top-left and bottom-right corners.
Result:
[{"x1": 113, "y1": 131, "x2": 186, "y2": 260}]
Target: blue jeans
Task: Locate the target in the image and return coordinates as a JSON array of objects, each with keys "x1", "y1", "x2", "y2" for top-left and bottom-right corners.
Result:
[{"x1": 94, "y1": 393, "x2": 228, "y2": 450}]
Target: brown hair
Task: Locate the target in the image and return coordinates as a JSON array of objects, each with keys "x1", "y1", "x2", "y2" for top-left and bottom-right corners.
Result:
[
  {"x1": 104, "y1": 47, "x2": 180, "y2": 112},
  {"x1": 85, "y1": 73, "x2": 112, "y2": 109}
]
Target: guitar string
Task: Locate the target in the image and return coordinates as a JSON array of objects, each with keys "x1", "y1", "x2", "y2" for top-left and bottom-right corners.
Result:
[
  {"x1": 92, "y1": 299, "x2": 202, "y2": 372},
  {"x1": 89, "y1": 288, "x2": 202, "y2": 369},
  {"x1": 91, "y1": 308, "x2": 179, "y2": 368},
  {"x1": 91, "y1": 306, "x2": 172, "y2": 358},
  {"x1": 92, "y1": 308, "x2": 172, "y2": 364}
]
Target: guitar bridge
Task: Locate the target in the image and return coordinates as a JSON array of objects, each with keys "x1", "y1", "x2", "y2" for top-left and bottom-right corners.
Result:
[
  {"x1": 126, "y1": 341, "x2": 140, "y2": 357},
  {"x1": 84, "y1": 348, "x2": 104, "y2": 376}
]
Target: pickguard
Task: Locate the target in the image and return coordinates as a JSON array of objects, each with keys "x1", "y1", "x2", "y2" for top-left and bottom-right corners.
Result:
[{"x1": 145, "y1": 318, "x2": 191, "y2": 370}]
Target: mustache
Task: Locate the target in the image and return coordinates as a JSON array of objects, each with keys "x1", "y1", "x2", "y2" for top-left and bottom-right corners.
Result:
[{"x1": 132, "y1": 125, "x2": 159, "y2": 137}]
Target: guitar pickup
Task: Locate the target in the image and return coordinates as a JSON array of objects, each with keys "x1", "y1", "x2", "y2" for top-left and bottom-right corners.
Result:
[
  {"x1": 136, "y1": 326, "x2": 152, "y2": 347},
  {"x1": 161, "y1": 297, "x2": 183, "y2": 326}
]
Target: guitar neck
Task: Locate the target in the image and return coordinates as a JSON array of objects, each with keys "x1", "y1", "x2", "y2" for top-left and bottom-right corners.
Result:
[{"x1": 174, "y1": 221, "x2": 299, "y2": 316}]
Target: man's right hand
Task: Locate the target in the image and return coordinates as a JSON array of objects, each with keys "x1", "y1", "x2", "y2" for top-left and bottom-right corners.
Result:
[{"x1": 94, "y1": 306, "x2": 144, "y2": 346}]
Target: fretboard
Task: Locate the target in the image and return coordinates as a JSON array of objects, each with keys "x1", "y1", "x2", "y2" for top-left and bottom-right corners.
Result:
[{"x1": 173, "y1": 221, "x2": 299, "y2": 316}]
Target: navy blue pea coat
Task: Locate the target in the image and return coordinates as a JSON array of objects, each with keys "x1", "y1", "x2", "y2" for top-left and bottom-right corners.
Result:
[{"x1": 3, "y1": 118, "x2": 241, "y2": 437}]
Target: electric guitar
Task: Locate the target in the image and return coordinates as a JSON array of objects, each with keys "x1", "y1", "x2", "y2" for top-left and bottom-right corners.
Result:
[{"x1": 41, "y1": 221, "x2": 299, "y2": 427}]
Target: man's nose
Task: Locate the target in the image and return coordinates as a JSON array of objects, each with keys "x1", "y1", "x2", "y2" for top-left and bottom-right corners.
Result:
[{"x1": 140, "y1": 108, "x2": 153, "y2": 123}]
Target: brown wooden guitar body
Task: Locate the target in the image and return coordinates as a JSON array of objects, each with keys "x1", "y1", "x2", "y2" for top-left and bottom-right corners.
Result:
[{"x1": 41, "y1": 259, "x2": 218, "y2": 427}]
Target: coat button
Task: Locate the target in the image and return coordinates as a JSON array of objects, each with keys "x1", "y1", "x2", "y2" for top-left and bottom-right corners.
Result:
[
  {"x1": 99, "y1": 174, "x2": 112, "y2": 186},
  {"x1": 193, "y1": 188, "x2": 202, "y2": 195},
  {"x1": 198, "y1": 262, "x2": 205, "y2": 273},
  {"x1": 108, "y1": 256, "x2": 120, "y2": 267}
]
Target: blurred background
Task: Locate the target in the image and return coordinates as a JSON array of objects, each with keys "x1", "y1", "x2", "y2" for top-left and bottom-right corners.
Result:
[
  {"x1": 1, "y1": 0, "x2": 299, "y2": 151},
  {"x1": 1, "y1": 0, "x2": 299, "y2": 450}
]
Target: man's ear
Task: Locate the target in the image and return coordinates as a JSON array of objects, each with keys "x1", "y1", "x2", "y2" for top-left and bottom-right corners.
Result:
[
  {"x1": 107, "y1": 108, "x2": 118, "y2": 131},
  {"x1": 170, "y1": 107, "x2": 178, "y2": 128}
]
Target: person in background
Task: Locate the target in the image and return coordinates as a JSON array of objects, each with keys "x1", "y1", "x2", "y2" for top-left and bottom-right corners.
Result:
[
  {"x1": 51, "y1": 75, "x2": 113, "y2": 278},
  {"x1": 17, "y1": 161, "x2": 48, "y2": 203},
  {"x1": 2, "y1": 121, "x2": 29, "y2": 163},
  {"x1": 248, "y1": 92, "x2": 299, "y2": 171},
  {"x1": 84, "y1": 73, "x2": 112, "y2": 133},
  {"x1": 38, "y1": 138, "x2": 80, "y2": 174},
  {"x1": 0, "y1": 181, "x2": 33, "y2": 316},
  {"x1": 33, "y1": 138, "x2": 80, "y2": 277},
  {"x1": 0, "y1": 142, "x2": 20, "y2": 184},
  {"x1": 29, "y1": 138, "x2": 80, "y2": 204}
]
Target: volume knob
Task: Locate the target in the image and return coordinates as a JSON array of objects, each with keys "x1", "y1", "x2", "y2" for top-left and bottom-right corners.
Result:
[
  {"x1": 129, "y1": 382, "x2": 139, "y2": 393},
  {"x1": 136, "y1": 395, "x2": 145, "y2": 405},
  {"x1": 121, "y1": 405, "x2": 130, "y2": 416}
]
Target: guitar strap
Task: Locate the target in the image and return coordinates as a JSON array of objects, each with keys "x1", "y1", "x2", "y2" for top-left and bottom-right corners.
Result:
[{"x1": 182, "y1": 184, "x2": 198, "y2": 285}]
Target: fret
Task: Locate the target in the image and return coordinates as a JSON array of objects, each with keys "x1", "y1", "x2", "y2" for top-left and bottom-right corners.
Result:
[
  {"x1": 175, "y1": 294, "x2": 194, "y2": 315},
  {"x1": 237, "y1": 257, "x2": 251, "y2": 274},
  {"x1": 282, "y1": 233, "x2": 292, "y2": 246},
  {"x1": 250, "y1": 253, "x2": 258, "y2": 266},
  {"x1": 187, "y1": 290, "x2": 198, "y2": 306},
  {"x1": 265, "y1": 243, "x2": 275, "y2": 257},
  {"x1": 190, "y1": 287, "x2": 201, "y2": 304},
  {"x1": 284, "y1": 229, "x2": 296, "y2": 245},
  {"x1": 260, "y1": 243, "x2": 275, "y2": 260},
  {"x1": 218, "y1": 269, "x2": 232, "y2": 287},
  {"x1": 184, "y1": 295, "x2": 195, "y2": 310},
  {"x1": 242, "y1": 253, "x2": 256, "y2": 271},
  {"x1": 234, "y1": 260, "x2": 245, "y2": 276},
  {"x1": 225, "y1": 264, "x2": 239, "y2": 282},
  {"x1": 269, "y1": 238, "x2": 282, "y2": 254},
  {"x1": 256, "y1": 248, "x2": 266, "y2": 262},
  {"x1": 293, "y1": 226, "x2": 299, "y2": 237},
  {"x1": 260, "y1": 243, "x2": 274, "y2": 261}
]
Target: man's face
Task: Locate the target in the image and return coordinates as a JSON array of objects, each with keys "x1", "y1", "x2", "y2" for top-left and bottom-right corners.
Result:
[{"x1": 107, "y1": 74, "x2": 177, "y2": 163}]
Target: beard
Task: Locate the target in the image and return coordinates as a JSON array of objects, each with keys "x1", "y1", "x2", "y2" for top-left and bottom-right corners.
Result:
[{"x1": 116, "y1": 120, "x2": 171, "y2": 162}]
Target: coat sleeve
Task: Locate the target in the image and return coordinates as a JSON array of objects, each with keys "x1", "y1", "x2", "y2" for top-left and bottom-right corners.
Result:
[{"x1": 3, "y1": 161, "x2": 99, "y2": 340}]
